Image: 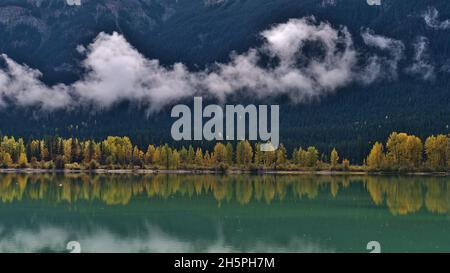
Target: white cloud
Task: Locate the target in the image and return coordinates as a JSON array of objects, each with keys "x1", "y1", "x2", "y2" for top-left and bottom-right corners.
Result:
[
  {"x1": 423, "y1": 7, "x2": 450, "y2": 30},
  {"x1": 0, "y1": 17, "x2": 403, "y2": 112},
  {"x1": 0, "y1": 54, "x2": 72, "y2": 109},
  {"x1": 199, "y1": 17, "x2": 359, "y2": 103},
  {"x1": 406, "y1": 36, "x2": 435, "y2": 81},
  {"x1": 361, "y1": 29, "x2": 405, "y2": 82},
  {"x1": 72, "y1": 32, "x2": 197, "y2": 111}
]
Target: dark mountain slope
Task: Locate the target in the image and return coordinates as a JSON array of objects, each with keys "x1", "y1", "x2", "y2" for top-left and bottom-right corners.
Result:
[{"x1": 1, "y1": 0, "x2": 450, "y2": 162}]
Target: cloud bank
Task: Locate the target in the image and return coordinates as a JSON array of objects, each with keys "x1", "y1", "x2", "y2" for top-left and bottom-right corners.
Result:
[{"x1": 0, "y1": 17, "x2": 406, "y2": 112}]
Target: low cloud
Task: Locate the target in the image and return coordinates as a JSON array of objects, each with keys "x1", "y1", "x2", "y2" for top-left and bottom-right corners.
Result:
[
  {"x1": 0, "y1": 54, "x2": 72, "y2": 110},
  {"x1": 423, "y1": 7, "x2": 450, "y2": 30},
  {"x1": 441, "y1": 60, "x2": 450, "y2": 74},
  {"x1": 406, "y1": 36, "x2": 435, "y2": 81},
  {"x1": 360, "y1": 29, "x2": 405, "y2": 82},
  {"x1": 0, "y1": 17, "x2": 404, "y2": 112},
  {"x1": 199, "y1": 17, "x2": 359, "y2": 103},
  {"x1": 320, "y1": 0, "x2": 337, "y2": 8},
  {"x1": 204, "y1": 0, "x2": 227, "y2": 6}
]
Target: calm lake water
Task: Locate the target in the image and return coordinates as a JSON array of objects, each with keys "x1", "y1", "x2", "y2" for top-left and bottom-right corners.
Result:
[{"x1": 0, "y1": 173, "x2": 448, "y2": 253}]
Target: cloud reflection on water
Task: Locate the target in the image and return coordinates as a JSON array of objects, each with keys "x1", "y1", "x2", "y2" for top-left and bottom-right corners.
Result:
[{"x1": 0, "y1": 223, "x2": 332, "y2": 253}]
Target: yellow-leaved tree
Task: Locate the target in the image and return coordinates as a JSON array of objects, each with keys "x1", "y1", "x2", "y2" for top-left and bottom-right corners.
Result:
[
  {"x1": 367, "y1": 142, "x2": 385, "y2": 170},
  {"x1": 330, "y1": 148, "x2": 339, "y2": 169}
]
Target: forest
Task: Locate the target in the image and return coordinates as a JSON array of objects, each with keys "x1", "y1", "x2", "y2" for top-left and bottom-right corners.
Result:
[
  {"x1": 1, "y1": 0, "x2": 450, "y2": 164},
  {"x1": 0, "y1": 131, "x2": 449, "y2": 173}
]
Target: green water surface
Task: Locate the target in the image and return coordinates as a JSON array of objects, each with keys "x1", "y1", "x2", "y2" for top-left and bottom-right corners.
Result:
[{"x1": 0, "y1": 173, "x2": 448, "y2": 253}]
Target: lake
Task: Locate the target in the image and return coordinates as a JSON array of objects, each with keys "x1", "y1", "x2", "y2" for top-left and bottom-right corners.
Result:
[{"x1": 0, "y1": 173, "x2": 448, "y2": 253}]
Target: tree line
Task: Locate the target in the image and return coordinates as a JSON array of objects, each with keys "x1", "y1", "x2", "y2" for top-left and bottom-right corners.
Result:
[
  {"x1": 0, "y1": 132, "x2": 449, "y2": 172},
  {"x1": 366, "y1": 132, "x2": 450, "y2": 172}
]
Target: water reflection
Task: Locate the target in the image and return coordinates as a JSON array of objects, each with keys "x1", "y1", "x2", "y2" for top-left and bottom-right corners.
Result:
[
  {"x1": 0, "y1": 174, "x2": 448, "y2": 215},
  {"x1": 0, "y1": 223, "x2": 332, "y2": 253}
]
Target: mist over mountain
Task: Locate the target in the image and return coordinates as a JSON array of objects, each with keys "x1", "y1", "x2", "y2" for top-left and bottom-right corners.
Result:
[{"x1": 1, "y1": 0, "x2": 450, "y2": 162}]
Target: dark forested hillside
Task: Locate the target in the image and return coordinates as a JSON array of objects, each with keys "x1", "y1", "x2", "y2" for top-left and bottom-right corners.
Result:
[{"x1": 1, "y1": 0, "x2": 450, "y2": 162}]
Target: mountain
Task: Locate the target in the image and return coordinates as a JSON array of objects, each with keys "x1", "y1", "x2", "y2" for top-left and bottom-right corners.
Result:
[{"x1": 1, "y1": 0, "x2": 450, "y2": 162}]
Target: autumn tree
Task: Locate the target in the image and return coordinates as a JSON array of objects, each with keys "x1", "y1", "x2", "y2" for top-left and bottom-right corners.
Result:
[
  {"x1": 292, "y1": 148, "x2": 299, "y2": 164},
  {"x1": 263, "y1": 149, "x2": 276, "y2": 167},
  {"x1": 195, "y1": 148, "x2": 204, "y2": 166},
  {"x1": 152, "y1": 147, "x2": 161, "y2": 166},
  {"x1": 179, "y1": 146, "x2": 188, "y2": 164},
  {"x1": 29, "y1": 140, "x2": 41, "y2": 161},
  {"x1": 275, "y1": 144, "x2": 287, "y2": 168},
  {"x1": 188, "y1": 146, "x2": 195, "y2": 164},
  {"x1": 225, "y1": 143, "x2": 233, "y2": 165},
  {"x1": 160, "y1": 144, "x2": 172, "y2": 169},
  {"x1": 145, "y1": 144, "x2": 156, "y2": 165},
  {"x1": 425, "y1": 135, "x2": 449, "y2": 170},
  {"x1": 236, "y1": 141, "x2": 244, "y2": 165},
  {"x1": 306, "y1": 147, "x2": 319, "y2": 167},
  {"x1": 236, "y1": 141, "x2": 253, "y2": 166},
  {"x1": 0, "y1": 152, "x2": 13, "y2": 168},
  {"x1": 386, "y1": 132, "x2": 423, "y2": 170},
  {"x1": 342, "y1": 159, "x2": 350, "y2": 171},
  {"x1": 83, "y1": 140, "x2": 97, "y2": 163},
  {"x1": 171, "y1": 150, "x2": 180, "y2": 169},
  {"x1": 213, "y1": 143, "x2": 226, "y2": 163},
  {"x1": 203, "y1": 151, "x2": 212, "y2": 166},
  {"x1": 330, "y1": 148, "x2": 339, "y2": 169},
  {"x1": 293, "y1": 147, "x2": 309, "y2": 167},
  {"x1": 132, "y1": 146, "x2": 144, "y2": 167},
  {"x1": 242, "y1": 141, "x2": 253, "y2": 166},
  {"x1": 18, "y1": 153, "x2": 28, "y2": 168},
  {"x1": 367, "y1": 142, "x2": 385, "y2": 170},
  {"x1": 254, "y1": 144, "x2": 262, "y2": 166}
]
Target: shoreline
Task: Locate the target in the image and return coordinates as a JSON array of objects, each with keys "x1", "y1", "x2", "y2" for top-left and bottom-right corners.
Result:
[{"x1": 0, "y1": 168, "x2": 449, "y2": 176}]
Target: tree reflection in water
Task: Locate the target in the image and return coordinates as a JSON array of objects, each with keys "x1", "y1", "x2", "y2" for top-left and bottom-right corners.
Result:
[{"x1": 0, "y1": 174, "x2": 448, "y2": 215}]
